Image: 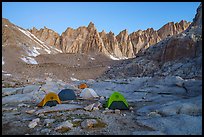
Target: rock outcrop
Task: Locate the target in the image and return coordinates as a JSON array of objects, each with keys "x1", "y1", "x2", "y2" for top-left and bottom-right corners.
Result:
[
  {"x1": 129, "y1": 28, "x2": 161, "y2": 54},
  {"x1": 99, "y1": 30, "x2": 123, "y2": 58},
  {"x1": 116, "y1": 29, "x2": 135, "y2": 58},
  {"x1": 29, "y1": 27, "x2": 61, "y2": 49},
  {"x1": 100, "y1": 3, "x2": 202, "y2": 79},
  {"x1": 160, "y1": 4, "x2": 202, "y2": 62},
  {"x1": 186, "y1": 3, "x2": 202, "y2": 32},
  {"x1": 57, "y1": 22, "x2": 107, "y2": 55},
  {"x1": 157, "y1": 20, "x2": 191, "y2": 39},
  {"x1": 29, "y1": 20, "x2": 190, "y2": 59}
]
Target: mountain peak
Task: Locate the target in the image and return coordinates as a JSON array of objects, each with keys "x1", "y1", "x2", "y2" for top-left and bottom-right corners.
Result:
[
  {"x1": 100, "y1": 30, "x2": 106, "y2": 36},
  {"x1": 32, "y1": 27, "x2": 38, "y2": 31},
  {"x1": 2, "y1": 18, "x2": 12, "y2": 26},
  {"x1": 108, "y1": 31, "x2": 114, "y2": 35},
  {"x1": 87, "y1": 21, "x2": 95, "y2": 29},
  {"x1": 101, "y1": 30, "x2": 106, "y2": 33},
  {"x1": 119, "y1": 29, "x2": 128, "y2": 35}
]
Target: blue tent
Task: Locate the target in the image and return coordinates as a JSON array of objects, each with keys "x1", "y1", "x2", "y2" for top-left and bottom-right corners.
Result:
[{"x1": 58, "y1": 89, "x2": 77, "y2": 101}]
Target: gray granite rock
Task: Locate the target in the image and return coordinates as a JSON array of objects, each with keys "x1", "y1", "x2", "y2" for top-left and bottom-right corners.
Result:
[
  {"x1": 132, "y1": 130, "x2": 166, "y2": 135},
  {"x1": 2, "y1": 87, "x2": 24, "y2": 96},
  {"x1": 137, "y1": 114, "x2": 202, "y2": 135},
  {"x1": 81, "y1": 119, "x2": 98, "y2": 129},
  {"x1": 35, "y1": 104, "x2": 83, "y2": 115},
  {"x1": 23, "y1": 85, "x2": 40, "y2": 94},
  {"x1": 55, "y1": 120, "x2": 73, "y2": 131},
  {"x1": 44, "y1": 119, "x2": 55, "y2": 126}
]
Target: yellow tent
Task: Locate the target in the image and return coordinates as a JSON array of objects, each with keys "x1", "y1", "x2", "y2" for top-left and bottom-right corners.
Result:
[{"x1": 38, "y1": 92, "x2": 61, "y2": 107}]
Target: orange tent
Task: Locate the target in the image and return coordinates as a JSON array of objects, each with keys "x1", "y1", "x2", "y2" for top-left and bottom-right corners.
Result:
[
  {"x1": 38, "y1": 92, "x2": 61, "y2": 107},
  {"x1": 78, "y1": 83, "x2": 88, "y2": 89}
]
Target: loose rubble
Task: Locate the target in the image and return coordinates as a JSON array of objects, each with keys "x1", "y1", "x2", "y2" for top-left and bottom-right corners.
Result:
[
  {"x1": 28, "y1": 118, "x2": 40, "y2": 128},
  {"x1": 2, "y1": 75, "x2": 202, "y2": 135}
]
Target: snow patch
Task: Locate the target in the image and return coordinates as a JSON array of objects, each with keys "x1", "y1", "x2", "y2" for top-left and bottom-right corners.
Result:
[
  {"x1": 26, "y1": 47, "x2": 40, "y2": 57},
  {"x1": 26, "y1": 32, "x2": 52, "y2": 54},
  {"x1": 44, "y1": 48, "x2": 51, "y2": 54},
  {"x1": 109, "y1": 55, "x2": 120, "y2": 60},
  {"x1": 32, "y1": 47, "x2": 41, "y2": 56},
  {"x1": 2, "y1": 70, "x2": 12, "y2": 76},
  {"x1": 17, "y1": 26, "x2": 62, "y2": 55},
  {"x1": 109, "y1": 54, "x2": 129, "y2": 60},
  {"x1": 18, "y1": 27, "x2": 33, "y2": 40},
  {"x1": 90, "y1": 57, "x2": 95, "y2": 60},
  {"x1": 18, "y1": 27, "x2": 62, "y2": 55},
  {"x1": 21, "y1": 56, "x2": 38, "y2": 64},
  {"x1": 2, "y1": 57, "x2": 5, "y2": 65},
  {"x1": 50, "y1": 46, "x2": 62, "y2": 53},
  {"x1": 3, "y1": 73, "x2": 12, "y2": 76},
  {"x1": 29, "y1": 35, "x2": 62, "y2": 54},
  {"x1": 70, "y1": 77, "x2": 79, "y2": 81}
]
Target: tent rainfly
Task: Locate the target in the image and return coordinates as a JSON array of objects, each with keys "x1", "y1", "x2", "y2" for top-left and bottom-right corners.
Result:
[
  {"x1": 58, "y1": 89, "x2": 77, "y2": 101},
  {"x1": 80, "y1": 88, "x2": 99, "y2": 99},
  {"x1": 78, "y1": 83, "x2": 88, "y2": 89},
  {"x1": 106, "y1": 91, "x2": 129, "y2": 110},
  {"x1": 38, "y1": 92, "x2": 61, "y2": 107}
]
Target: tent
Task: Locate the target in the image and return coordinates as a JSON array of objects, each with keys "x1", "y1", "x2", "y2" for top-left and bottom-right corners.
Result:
[
  {"x1": 80, "y1": 88, "x2": 99, "y2": 99},
  {"x1": 106, "y1": 92, "x2": 129, "y2": 110},
  {"x1": 38, "y1": 92, "x2": 61, "y2": 107},
  {"x1": 58, "y1": 89, "x2": 77, "y2": 101},
  {"x1": 78, "y1": 83, "x2": 88, "y2": 89}
]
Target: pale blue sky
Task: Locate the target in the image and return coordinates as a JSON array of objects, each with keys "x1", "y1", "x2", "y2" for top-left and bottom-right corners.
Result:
[{"x1": 2, "y1": 2, "x2": 201, "y2": 35}]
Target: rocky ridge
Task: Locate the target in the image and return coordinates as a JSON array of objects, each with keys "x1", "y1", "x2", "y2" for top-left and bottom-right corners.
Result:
[
  {"x1": 29, "y1": 20, "x2": 190, "y2": 59},
  {"x1": 100, "y1": 3, "x2": 202, "y2": 80}
]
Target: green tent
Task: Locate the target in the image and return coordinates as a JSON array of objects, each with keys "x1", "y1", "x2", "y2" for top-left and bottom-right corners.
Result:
[{"x1": 106, "y1": 92, "x2": 129, "y2": 110}]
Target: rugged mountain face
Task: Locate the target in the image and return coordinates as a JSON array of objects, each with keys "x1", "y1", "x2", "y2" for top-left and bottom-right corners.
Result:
[
  {"x1": 186, "y1": 3, "x2": 202, "y2": 32},
  {"x1": 61, "y1": 22, "x2": 106, "y2": 54},
  {"x1": 99, "y1": 30, "x2": 123, "y2": 58},
  {"x1": 129, "y1": 28, "x2": 161, "y2": 54},
  {"x1": 2, "y1": 18, "x2": 118, "y2": 81},
  {"x1": 116, "y1": 29, "x2": 135, "y2": 58},
  {"x1": 157, "y1": 20, "x2": 190, "y2": 39},
  {"x1": 100, "y1": 3, "x2": 202, "y2": 79},
  {"x1": 2, "y1": 18, "x2": 62, "y2": 74},
  {"x1": 28, "y1": 20, "x2": 190, "y2": 59},
  {"x1": 159, "y1": 4, "x2": 202, "y2": 63},
  {"x1": 29, "y1": 27, "x2": 61, "y2": 49}
]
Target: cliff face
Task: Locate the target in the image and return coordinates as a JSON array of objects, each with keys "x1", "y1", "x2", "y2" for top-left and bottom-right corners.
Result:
[
  {"x1": 29, "y1": 20, "x2": 191, "y2": 59},
  {"x1": 60, "y1": 22, "x2": 108, "y2": 55},
  {"x1": 29, "y1": 27, "x2": 61, "y2": 49},
  {"x1": 160, "y1": 4, "x2": 202, "y2": 62},
  {"x1": 157, "y1": 20, "x2": 191, "y2": 39},
  {"x1": 100, "y1": 3, "x2": 202, "y2": 79},
  {"x1": 129, "y1": 28, "x2": 161, "y2": 54}
]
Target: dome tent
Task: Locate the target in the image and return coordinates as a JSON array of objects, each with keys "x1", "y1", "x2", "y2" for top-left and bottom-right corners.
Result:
[
  {"x1": 58, "y1": 89, "x2": 77, "y2": 101},
  {"x1": 80, "y1": 88, "x2": 99, "y2": 99},
  {"x1": 78, "y1": 83, "x2": 88, "y2": 89},
  {"x1": 38, "y1": 92, "x2": 61, "y2": 107},
  {"x1": 106, "y1": 91, "x2": 129, "y2": 110}
]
